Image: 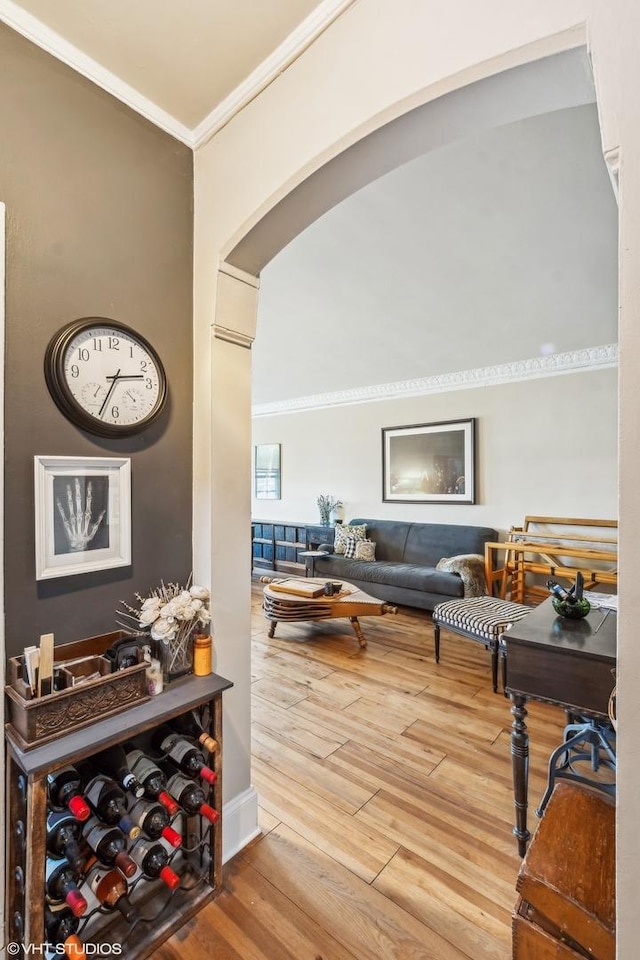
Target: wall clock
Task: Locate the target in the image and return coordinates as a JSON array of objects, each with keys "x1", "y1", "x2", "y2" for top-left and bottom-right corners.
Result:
[{"x1": 44, "y1": 317, "x2": 168, "y2": 437}]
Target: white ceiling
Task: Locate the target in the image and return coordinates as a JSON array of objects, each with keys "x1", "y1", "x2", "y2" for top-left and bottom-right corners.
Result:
[
  {"x1": 0, "y1": 0, "x2": 351, "y2": 141},
  {"x1": 253, "y1": 103, "x2": 618, "y2": 405}
]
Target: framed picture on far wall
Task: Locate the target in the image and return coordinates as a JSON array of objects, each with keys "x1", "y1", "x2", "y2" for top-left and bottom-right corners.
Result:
[
  {"x1": 255, "y1": 443, "x2": 281, "y2": 499},
  {"x1": 382, "y1": 418, "x2": 476, "y2": 504},
  {"x1": 34, "y1": 455, "x2": 132, "y2": 580}
]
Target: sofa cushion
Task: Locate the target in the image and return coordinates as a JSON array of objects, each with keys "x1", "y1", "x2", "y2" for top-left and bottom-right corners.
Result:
[
  {"x1": 348, "y1": 518, "x2": 498, "y2": 566},
  {"x1": 315, "y1": 556, "x2": 464, "y2": 597},
  {"x1": 334, "y1": 523, "x2": 367, "y2": 554}
]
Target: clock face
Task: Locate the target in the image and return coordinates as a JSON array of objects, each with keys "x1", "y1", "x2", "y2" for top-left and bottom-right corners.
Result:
[{"x1": 45, "y1": 318, "x2": 167, "y2": 437}]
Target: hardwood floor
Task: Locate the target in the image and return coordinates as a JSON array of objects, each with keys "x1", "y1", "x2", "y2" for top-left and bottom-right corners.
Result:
[{"x1": 157, "y1": 581, "x2": 565, "y2": 959}]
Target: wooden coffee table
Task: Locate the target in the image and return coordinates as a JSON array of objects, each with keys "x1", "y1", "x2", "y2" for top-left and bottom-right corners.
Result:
[{"x1": 261, "y1": 577, "x2": 397, "y2": 648}]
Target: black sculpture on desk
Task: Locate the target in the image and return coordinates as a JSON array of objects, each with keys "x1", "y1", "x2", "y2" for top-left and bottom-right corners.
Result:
[{"x1": 546, "y1": 571, "x2": 591, "y2": 619}]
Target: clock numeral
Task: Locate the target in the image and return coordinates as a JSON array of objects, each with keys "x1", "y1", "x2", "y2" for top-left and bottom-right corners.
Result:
[
  {"x1": 77, "y1": 348, "x2": 90, "y2": 362},
  {"x1": 70, "y1": 365, "x2": 80, "y2": 379},
  {"x1": 109, "y1": 337, "x2": 120, "y2": 350},
  {"x1": 111, "y1": 406, "x2": 120, "y2": 420},
  {"x1": 145, "y1": 378, "x2": 154, "y2": 390},
  {"x1": 92, "y1": 339, "x2": 103, "y2": 351},
  {"x1": 140, "y1": 361, "x2": 148, "y2": 372}
]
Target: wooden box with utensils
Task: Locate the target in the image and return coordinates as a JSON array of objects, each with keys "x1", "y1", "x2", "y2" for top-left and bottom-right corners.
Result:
[{"x1": 5, "y1": 629, "x2": 149, "y2": 749}]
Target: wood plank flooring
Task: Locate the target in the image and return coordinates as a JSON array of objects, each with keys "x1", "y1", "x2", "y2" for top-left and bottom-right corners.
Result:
[{"x1": 156, "y1": 581, "x2": 565, "y2": 960}]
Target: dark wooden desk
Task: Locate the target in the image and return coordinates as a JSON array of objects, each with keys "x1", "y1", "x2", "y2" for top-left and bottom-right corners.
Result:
[{"x1": 504, "y1": 597, "x2": 616, "y2": 856}]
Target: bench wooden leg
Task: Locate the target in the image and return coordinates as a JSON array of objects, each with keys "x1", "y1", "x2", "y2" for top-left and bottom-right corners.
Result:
[{"x1": 434, "y1": 622, "x2": 440, "y2": 662}]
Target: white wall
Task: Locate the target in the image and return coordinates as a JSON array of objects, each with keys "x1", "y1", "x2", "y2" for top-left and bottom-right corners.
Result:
[
  {"x1": 252, "y1": 368, "x2": 617, "y2": 532},
  {"x1": 194, "y1": 2, "x2": 640, "y2": 950}
]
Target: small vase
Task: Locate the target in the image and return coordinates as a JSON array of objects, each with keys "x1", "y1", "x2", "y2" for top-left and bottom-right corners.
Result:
[
  {"x1": 155, "y1": 626, "x2": 194, "y2": 683},
  {"x1": 552, "y1": 597, "x2": 591, "y2": 619}
]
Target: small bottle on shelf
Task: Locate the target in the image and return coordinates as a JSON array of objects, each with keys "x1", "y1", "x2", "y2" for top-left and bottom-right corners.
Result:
[
  {"x1": 127, "y1": 797, "x2": 182, "y2": 848},
  {"x1": 90, "y1": 745, "x2": 145, "y2": 799},
  {"x1": 46, "y1": 809, "x2": 86, "y2": 872},
  {"x1": 45, "y1": 857, "x2": 88, "y2": 917},
  {"x1": 84, "y1": 859, "x2": 138, "y2": 922},
  {"x1": 76, "y1": 761, "x2": 140, "y2": 839},
  {"x1": 151, "y1": 726, "x2": 217, "y2": 785},
  {"x1": 129, "y1": 837, "x2": 180, "y2": 890},
  {"x1": 169, "y1": 710, "x2": 218, "y2": 754},
  {"x1": 46, "y1": 767, "x2": 91, "y2": 822},
  {"x1": 81, "y1": 817, "x2": 137, "y2": 878},
  {"x1": 165, "y1": 771, "x2": 219, "y2": 824},
  {"x1": 192, "y1": 633, "x2": 212, "y2": 677},
  {"x1": 125, "y1": 749, "x2": 180, "y2": 816}
]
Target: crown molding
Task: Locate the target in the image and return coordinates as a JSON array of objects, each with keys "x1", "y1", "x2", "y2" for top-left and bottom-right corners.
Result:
[
  {"x1": 0, "y1": 0, "x2": 356, "y2": 149},
  {"x1": 0, "y1": 0, "x2": 193, "y2": 144},
  {"x1": 252, "y1": 343, "x2": 618, "y2": 417},
  {"x1": 191, "y1": 0, "x2": 357, "y2": 149}
]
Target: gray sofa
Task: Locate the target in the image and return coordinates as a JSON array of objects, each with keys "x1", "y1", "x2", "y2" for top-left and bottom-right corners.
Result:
[{"x1": 310, "y1": 518, "x2": 498, "y2": 611}]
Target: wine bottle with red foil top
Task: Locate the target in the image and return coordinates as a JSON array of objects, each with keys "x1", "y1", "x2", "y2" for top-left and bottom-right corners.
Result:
[
  {"x1": 90, "y1": 745, "x2": 145, "y2": 799},
  {"x1": 127, "y1": 797, "x2": 182, "y2": 848},
  {"x1": 81, "y1": 817, "x2": 137, "y2": 878},
  {"x1": 129, "y1": 837, "x2": 180, "y2": 890},
  {"x1": 46, "y1": 767, "x2": 91, "y2": 822},
  {"x1": 151, "y1": 726, "x2": 217, "y2": 785},
  {"x1": 76, "y1": 761, "x2": 140, "y2": 839},
  {"x1": 45, "y1": 907, "x2": 85, "y2": 960},
  {"x1": 46, "y1": 809, "x2": 86, "y2": 871},
  {"x1": 169, "y1": 711, "x2": 218, "y2": 754},
  {"x1": 125, "y1": 748, "x2": 179, "y2": 817},
  {"x1": 84, "y1": 860, "x2": 138, "y2": 922},
  {"x1": 45, "y1": 857, "x2": 88, "y2": 917},
  {"x1": 165, "y1": 771, "x2": 219, "y2": 825}
]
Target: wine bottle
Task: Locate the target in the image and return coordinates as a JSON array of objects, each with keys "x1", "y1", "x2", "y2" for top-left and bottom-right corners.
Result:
[
  {"x1": 77, "y1": 761, "x2": 140, "y2": 838},
  {"x1": 166, "y1": 771, "x2": 219, "y2": 824},
  {"x1": 45, "y1": 905, "x2": 79, "y2": 943},
  {"x1": 81, "y1": 816, "x2": 136, "y2": 878},
  {"x1": 127, "y1": 797, "x2": 182, "y2": 848},
  {"x1": 46, "y1": 809, "x2": 86, "y2": 871},
  {"x1": 45, "y1": 857, "x2": 88, "y2": 917},
  {"x1": 125, "y1": 749, "x2": 180, "y2": 816},
  {"x1": 546, "y1": 579, "x2": 576, "y2": 603},
  {"x1": 46, "y1": 767, "x2": 91, "y2": 822},
  {"x1": 169, "y1": 710, "x2": 218, "y2": 754},
  {"x1": 90, "y1": 745, "x2": 145, "y2": 799},
  {"x1": 151, "y1": 726, "x2": 217, "y2": 785},
  {"x1": 84, "y1": 859, "x2": 138, "y2": 922},
  {"x1": 129, "y1": 837, "x2": 180, "y2": 889}
]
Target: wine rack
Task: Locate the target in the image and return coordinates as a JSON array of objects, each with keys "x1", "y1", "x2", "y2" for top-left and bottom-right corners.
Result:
[{"x1": 5, "y1": 673, "x2": 232, "y2": 959}]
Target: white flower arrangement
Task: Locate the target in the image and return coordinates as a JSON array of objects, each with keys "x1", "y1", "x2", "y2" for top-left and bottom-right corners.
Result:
[{"x1": 118, "y1": 578, "x2": 211, "y2": 678}]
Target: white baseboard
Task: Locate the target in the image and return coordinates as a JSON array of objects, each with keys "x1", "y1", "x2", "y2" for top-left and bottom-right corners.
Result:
[{"x1": 222, "y1": 785, "x2": 261, "y2": 863}]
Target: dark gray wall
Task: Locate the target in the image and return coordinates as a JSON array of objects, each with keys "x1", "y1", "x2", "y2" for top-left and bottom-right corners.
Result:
[{"x1": 0, "y1": 23, "x2": 194, "y2": 656}]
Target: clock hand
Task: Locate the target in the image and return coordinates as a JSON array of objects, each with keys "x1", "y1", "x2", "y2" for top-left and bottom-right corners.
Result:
[{"x1": 98, "y1": 369, "x2": 121, "y2": 417}]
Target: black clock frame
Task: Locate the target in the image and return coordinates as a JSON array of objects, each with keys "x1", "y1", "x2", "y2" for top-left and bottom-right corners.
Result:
[{"x1": 44, "y1": 317, "x2": 168, "y2": 437}]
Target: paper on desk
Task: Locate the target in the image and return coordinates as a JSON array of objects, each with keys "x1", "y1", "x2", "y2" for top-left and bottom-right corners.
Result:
[{"x1": 583, "y1": 592, "x2": 618, "y2": 611}]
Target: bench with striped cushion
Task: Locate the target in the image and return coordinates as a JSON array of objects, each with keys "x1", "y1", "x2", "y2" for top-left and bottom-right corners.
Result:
[{"x1": 432, "y1": 596, "x2": 531, "y2": 692}]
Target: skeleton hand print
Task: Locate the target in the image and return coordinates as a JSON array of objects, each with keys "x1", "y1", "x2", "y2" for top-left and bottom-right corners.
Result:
[{"x1": 56, "y1": 478, "x2": 106, "y2": 551}]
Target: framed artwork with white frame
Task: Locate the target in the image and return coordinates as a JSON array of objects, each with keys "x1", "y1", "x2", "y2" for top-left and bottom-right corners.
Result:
[
  {"x1": 34, "y1": 455, "x2": 131, "y2": 580},
  {"x1": 382, "y1": 418, "x2": 476, "y2": 504}
]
